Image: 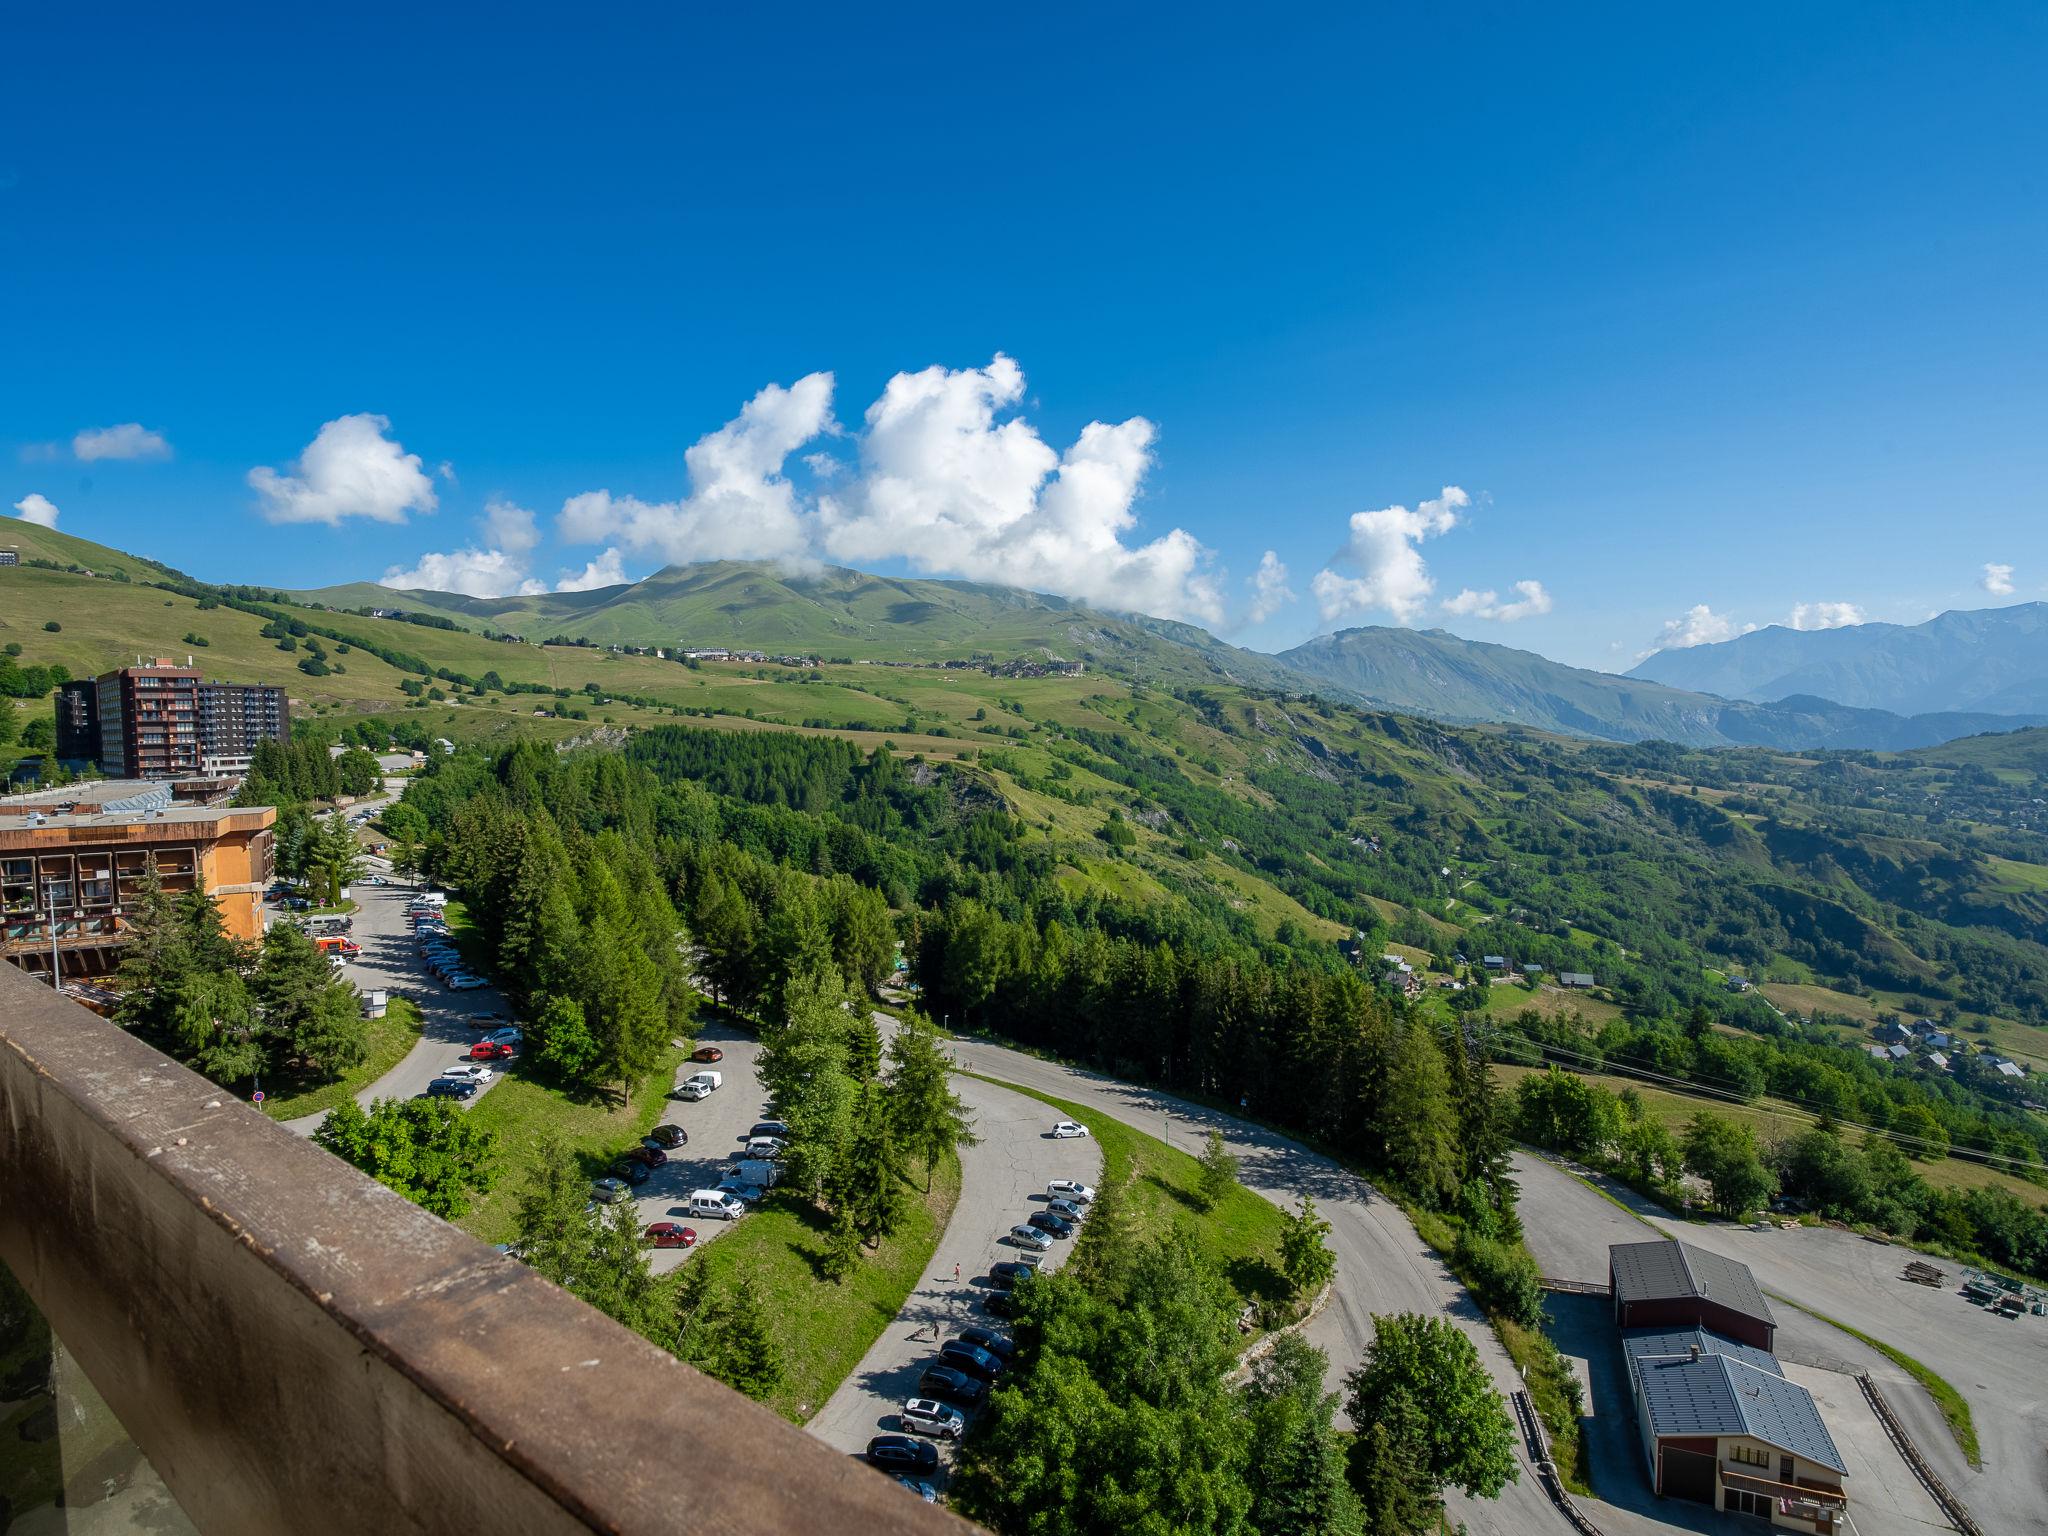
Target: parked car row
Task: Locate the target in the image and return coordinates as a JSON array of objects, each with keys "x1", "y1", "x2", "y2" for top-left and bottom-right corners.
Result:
[
  {"x1": 868, "y1": 1178, "x2": 1099, "y2": 1495},
  {"x1": 868, "y1": 1327, "x2": 1022, "y2": 1489},
  {"x1": 410, "y1": 900, "x2": 488, "y2": 990},
  {"x1": 422, "y1": 1023, "x2": 522, "y2": 1103}
]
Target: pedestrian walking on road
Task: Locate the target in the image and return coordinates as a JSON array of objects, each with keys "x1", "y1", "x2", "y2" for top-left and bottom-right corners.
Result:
[{"x1": 953, "y1": 1262, "x2": 961, "y2": 1284}]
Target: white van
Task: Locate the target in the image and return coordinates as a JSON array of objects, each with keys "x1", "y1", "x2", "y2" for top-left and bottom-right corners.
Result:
[
  {"x1": 688, "y1": 1190, "x2": 746, "y2": 1221},
  {"x1": 675, "y1": 1070, "x2": 722, "y2": 1101},
  {"x1": 732, "y1": 1158, "x2": 781, "y2": 1188}
]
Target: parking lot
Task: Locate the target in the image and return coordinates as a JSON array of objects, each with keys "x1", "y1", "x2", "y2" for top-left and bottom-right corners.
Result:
[
  {"x1": 615, "y1": 1018, "x2": 774, "y2": 1273},
  {"x1": 807, "y1": 1057, "x2": 1103, "y2": 1484}
]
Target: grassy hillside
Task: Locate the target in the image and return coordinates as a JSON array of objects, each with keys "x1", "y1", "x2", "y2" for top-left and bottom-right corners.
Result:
[{"x1": 295, "y1": 560, "x2": 1311, "y2": 691}]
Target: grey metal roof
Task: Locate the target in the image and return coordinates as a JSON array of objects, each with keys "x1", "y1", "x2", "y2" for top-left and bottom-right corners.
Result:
[
  {"x1": 1609, "y1": 1240, "x2": 1774, "y2": 1328},
  {"x1": 1635, "y1": 1352, "x2": 1847, "y2": 1474},
  {"x1": 1621, "y1": 1326, "x2": 1781, "y2": 1392}
]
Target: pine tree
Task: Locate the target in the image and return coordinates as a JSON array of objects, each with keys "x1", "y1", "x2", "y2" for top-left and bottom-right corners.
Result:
[
  {"x1": 1279, "y1": 1195, "x2": 1337, "y2": 1301},
  {"x1": 843, "y1": 1080, "x2": 907, "y2": 1242},
  {"x1": 114, "y1": 857, "x2": 189, "y2": 1034},
  {"x1": 820, "y1": 1203, "x2": 862, "y2": 1281},
  {"x1": 1381, "y1": 1020, "x2": 1461, "y2": 1207},
  {"x1": 887, "y1": 1011, "x2": 977, "y2": 1190},
  {"x1": 1195, "y1": 1128, "x2": 1239, "y2": 1211},
  {"x1": 255, "y1": 921, "x2": 366, "y2": 1077},
  {"x1": 706, "y1": 1276, "x2": 784, "y2": 1400}
]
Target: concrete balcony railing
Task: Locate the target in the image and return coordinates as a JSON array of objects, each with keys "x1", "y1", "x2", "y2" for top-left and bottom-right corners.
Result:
[{"x1": 0, "y1": 963, "x2": 972, "y2": 1536}]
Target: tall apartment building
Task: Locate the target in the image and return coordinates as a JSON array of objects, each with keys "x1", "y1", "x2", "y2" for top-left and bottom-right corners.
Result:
[
  {"x1": 78, "y1": 665, "x2": 290, "y2": 778},
  {"x1": 96, "y1": 663, "x2": 202, "y2": 779},
  {"x1": 196, "y1": 681, "x2": 291, "y2": 770}
]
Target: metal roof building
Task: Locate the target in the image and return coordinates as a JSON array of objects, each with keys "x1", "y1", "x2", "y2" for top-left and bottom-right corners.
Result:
[{"x1": 1609, "y1": 1239, "x2": 1776, "y2": 1349}]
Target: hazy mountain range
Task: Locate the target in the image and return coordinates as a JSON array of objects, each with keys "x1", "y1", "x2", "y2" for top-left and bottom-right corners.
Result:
[{"x1": 1627, "y1": 603, "x2": 2048, "y2": 715}]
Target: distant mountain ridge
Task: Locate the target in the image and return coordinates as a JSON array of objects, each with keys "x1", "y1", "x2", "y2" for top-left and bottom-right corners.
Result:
[
  {"x1": 295, "y1": 560, "x2": 1311, "y2": 694},
  {"x1": 1628, "y1": 602, "x2": 2048, "y2": 715},
  {"x1": 1277, "y1": 625, "x2": 2044, "y2": 750}
]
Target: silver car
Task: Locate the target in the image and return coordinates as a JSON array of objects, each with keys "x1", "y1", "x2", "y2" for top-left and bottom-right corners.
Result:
[{"x1": 900, "y1": 1398, "x2": 966, "y2": 1440}]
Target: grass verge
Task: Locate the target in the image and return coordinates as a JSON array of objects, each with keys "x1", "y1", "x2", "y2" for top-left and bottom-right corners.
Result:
[
  {"x1": 687, "y1": 1151, "x2": 964, "y2": 1424},
  {"x1": 455, "y1": 1042, "x2": 688, "y2": 1244},
  {"x1": 964, "y1": 1073, "x2": 1291, "y2": 1318},
  {"x1": 259, "y1": 996, "x2": 424, "y2": 1122},
  {"x1": 1773, "y1": 1297, "x2": 1980, "y2": 1466}
]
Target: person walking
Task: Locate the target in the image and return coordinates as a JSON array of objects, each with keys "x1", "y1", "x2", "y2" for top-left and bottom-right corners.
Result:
[{"x1": 953, "y1": 1262, "x2": 961, "y2": 1284}]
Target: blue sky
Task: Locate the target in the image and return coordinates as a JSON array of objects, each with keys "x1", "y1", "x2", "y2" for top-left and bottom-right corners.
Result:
[{"x1": 4, "y1": 5, "x2": 2044, "y2": 669}]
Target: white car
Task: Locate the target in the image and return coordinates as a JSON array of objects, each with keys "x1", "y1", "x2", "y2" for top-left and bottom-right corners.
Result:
[
  {"x1": 1050, "y1": 1121, "x2": 1090, "y2": 1139},
  {"x1": 1048, "y1": 1180, "x2": 1095, "y2": 1204},
  {"x1": 900, "y1": 1398, "x2": 966, "y2": 1440},
  {"x1": 441, "y1": 1064, "x2": 495, "y2": 1084},
  {"x1": 448, "y1": 974, "x2": 487, "y2": 991}
]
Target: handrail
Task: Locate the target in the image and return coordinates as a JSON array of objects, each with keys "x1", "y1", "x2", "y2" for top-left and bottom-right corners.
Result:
[
  {"x1": 1855, "y1": 1374, "x2": 1982, "y2": 1536},
  {"x1": 0, "y1": 963, "x2": 968, "y2": 1536}
]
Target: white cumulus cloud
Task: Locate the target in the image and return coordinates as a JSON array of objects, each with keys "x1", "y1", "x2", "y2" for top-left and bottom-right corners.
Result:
[
  {"x1": 553, "y1": 548, "x2": 628, "y2": 592},
  {"x1": 1309, "y1": 487, "x2": 1468, "y2": 625},
  {"x1": 12, "y1": 492, "x2": 59, "y2": 528},
  {"x1": 1247, "y1": 551, "x2": 1295, "y2": 623},
  {"x1": 818, "y1": 357, "x2": 1223, "y2": 625},
  {"x1": 73, "y1": 423, "x2": 172, "y2": 461},
  {"x1": 1787, "y1": 601, "x2": 1864, "y2": 631},
  {"x1": 557, "y1": 356, "x2": 1228, "y2": 626},
  {"x1": 382, "y1": 498, "x2": 549, "y2": 597},
  {"x1": 1651, "y1": 603, "x2": 1754, "y2": 651},
  {"x1": 1981, "y1": 562, "x2": 2016, "y2": 596},
  {"x1": 249, "y1": 413, "x2": 439, "y2": 525},
  {"x1": 1442, "y1": 579, "x2": 1553, "y2": 622},
  {"x1": 558, "y1": 374, "x2": 835, "y2": 564}
]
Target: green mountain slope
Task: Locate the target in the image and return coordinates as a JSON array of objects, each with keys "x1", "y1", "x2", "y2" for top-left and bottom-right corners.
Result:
[
  {"x1": 296, "y1": 560, "x2": 1313, "y2": 692},
  {"x1": 1278, "y1": 625, "x2": 2042, "y2": 749},
  {"x1": 1, "y1": 517, "x2": 194, "y2": 585}
]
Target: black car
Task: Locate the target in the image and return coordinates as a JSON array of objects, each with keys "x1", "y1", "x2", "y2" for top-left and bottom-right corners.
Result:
[
  {"x1": 1027, "y1": 1210, "x2": 1073, "y2": 1238},
  {"x1": 749, "y1": 1120, "x2": 791, "y2": 1140},
  {"x1": 938, "y1": 1340, "x2": 1004, "y2": 1382},
  {"x1": 866, "y1": 1435, "x2": 940, "y2": 1473},
  {"x1": 424, "y1": 1078, "x2": 477, "y2": 1100},
  {"x1": 982, "y1": 1290, "x2": 1016, "y2": 1319},
  {"x1": 610, "y1": 1159, "x2": 653, "y2": 1186},
  {"x1": 957, "y1": 1328, "x2": 1015, "y2": 1364},
  {"x1": 917, "y1": 1365, "x2": 988, "y2": 1407},
  {"x1": 987, "y1": 1261, "x2": 1037, "y2": 1290},
  {"x1": 646, "y1": 1124, "x2": 688, "y2": 1149}
]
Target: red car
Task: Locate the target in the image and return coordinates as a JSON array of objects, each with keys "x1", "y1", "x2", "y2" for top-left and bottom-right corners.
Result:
[
  {"x1": 643, "y1": 1222, "x2": 696, "y2": 1249},
  {"x1": 622, "y1": 1146, "x2": 667, "y2": 1168},
  {"x1": 691, "y1": 1045, "x2": 724, "y2": 1064},
  {"x1": 469, "y1": 1040, "x2": 515, "y2": 1061}
]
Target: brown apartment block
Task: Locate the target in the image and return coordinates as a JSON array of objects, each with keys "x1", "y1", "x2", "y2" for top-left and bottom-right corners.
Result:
[
  {"x1": 0, "y1": 785, "x2": 275, "y2": 980},
  {"x1": 96, "y1": 661, "x2": 203, "y2": 779}
]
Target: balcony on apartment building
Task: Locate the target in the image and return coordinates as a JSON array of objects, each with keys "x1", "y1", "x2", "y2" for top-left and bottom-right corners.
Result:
[{"x1": 0, "y1": 964, "x2": 966, "y2": 1536}]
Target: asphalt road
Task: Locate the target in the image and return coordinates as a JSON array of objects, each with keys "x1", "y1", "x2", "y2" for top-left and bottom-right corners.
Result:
[
  {"x1": 939, "y1": 1035, "x2": 1576, "y2": 1536},
  {"x1": 806, "y1": 1066, "x2": 1103, "y2": 1465},
  {"x1": 1510, "y1": 1148, "x2": 2027, "y2": 1536}
]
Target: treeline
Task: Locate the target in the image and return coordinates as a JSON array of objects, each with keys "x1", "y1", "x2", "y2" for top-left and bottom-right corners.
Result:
[
  {"x1": 0, "y1": 648, "x2": 68, "y2": 699},
  {"x1": 413, "y1": 751, "x2": 695, "y2": 1096},
  {"x1": 1513, "y1": 1066, "x2": 2048, "y2": 1282},
  {"x1": 914, "y1": 899, "x2": 1519, "y2": 1226},
  {"x1": 235, "y1": 737, "x2": 380, "y2": 806}
]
